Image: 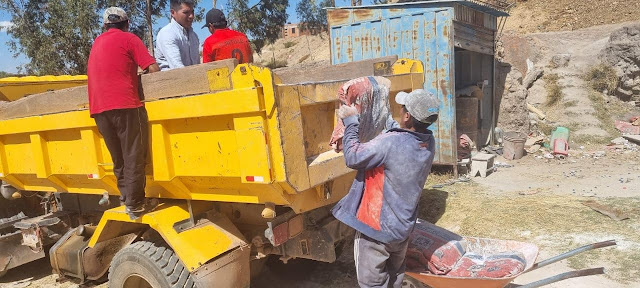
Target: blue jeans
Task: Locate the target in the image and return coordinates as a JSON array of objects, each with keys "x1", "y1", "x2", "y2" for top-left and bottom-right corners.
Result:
[{"x1": 354, "y1": 231, "x2": 410, "y2": 288}]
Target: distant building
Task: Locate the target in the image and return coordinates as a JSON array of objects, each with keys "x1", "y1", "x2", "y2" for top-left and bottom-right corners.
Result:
[{"x1": 282, "y1": 23, "x2": 312, "y2": 38}]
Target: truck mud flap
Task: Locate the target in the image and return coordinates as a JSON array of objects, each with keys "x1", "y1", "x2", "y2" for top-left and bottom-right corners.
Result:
[{"x1": 50, "y1": 226, "x2": 137, "y2": 283}]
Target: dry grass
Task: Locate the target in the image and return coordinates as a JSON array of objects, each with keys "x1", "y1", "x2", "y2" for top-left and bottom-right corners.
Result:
[
  {"x1": 263, "y1": 59, "x2": 288, "y2": 69},
  {"x1": 584, "y1": 64, "x2": 619, "y2": 94},
  {"x1": 563, "y1": 100, "x2": 579, "y2": 108},
  {"x1": 544, "y1": 73, "x2": 563, "y2": 107},
  {"x1": 298, "y1": 54, "x2": 310, "y2": 63},
  {"x1": 419, "y1": 184, "x2": 640, "y2": 284},
  {"x1": 283, "y1": 41, "x2": 297, "y2": 49}
]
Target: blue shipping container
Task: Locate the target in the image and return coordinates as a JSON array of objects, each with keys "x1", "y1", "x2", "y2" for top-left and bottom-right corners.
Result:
[{"x1": 327, "y1": 1, "x2": 508, "y2": 166}]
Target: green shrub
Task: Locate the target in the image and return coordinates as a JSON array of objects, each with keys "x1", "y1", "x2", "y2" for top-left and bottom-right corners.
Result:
[{"x1": 283, "y1": 41, "x2": 296, "y2": 48}]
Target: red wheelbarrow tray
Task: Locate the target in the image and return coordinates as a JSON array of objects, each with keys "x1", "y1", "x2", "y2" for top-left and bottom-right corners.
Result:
[{"x1": 406, "y1": 237, "x2": 614, "y2": 288}]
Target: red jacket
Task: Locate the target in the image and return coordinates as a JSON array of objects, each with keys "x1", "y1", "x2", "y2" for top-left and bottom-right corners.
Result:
[{"x1": 202, "y1": 28, "x2": 253, "y2": 64}]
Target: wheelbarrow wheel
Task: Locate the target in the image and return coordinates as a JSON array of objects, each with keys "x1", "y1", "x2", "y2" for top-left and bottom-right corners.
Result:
[{"x1": 402, "y1": 275, "x2": 431, "y2": 288}]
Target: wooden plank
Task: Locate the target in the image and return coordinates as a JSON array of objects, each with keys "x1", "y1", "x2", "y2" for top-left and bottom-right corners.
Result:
[
  {"x1": 0, "y1": 60, "x2": 238, "y2": 121},
  {"x1": 141, "y1": 59, "x2": 237, "y2": 101},
  {"x1": 0, "y1": 85, "x2": 88, "y2": 120},
  {"x1": 274, "y1": 56, "x2": 398, "y2": 84}
]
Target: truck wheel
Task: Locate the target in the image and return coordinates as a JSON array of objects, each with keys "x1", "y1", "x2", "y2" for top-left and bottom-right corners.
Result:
[{"x1": 108, "y1": 241, "x2": 195, "y2": 288}]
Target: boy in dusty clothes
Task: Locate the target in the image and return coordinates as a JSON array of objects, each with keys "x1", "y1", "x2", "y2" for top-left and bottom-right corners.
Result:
[{"x1": 332, "y1": 77, "x2": 439, "y2": 288}]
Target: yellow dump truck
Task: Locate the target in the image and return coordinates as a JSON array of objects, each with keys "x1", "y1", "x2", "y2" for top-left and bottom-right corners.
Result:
[
  {"x1": 0, "y1": 75, "x2": 87, "y2": 102},
  {"x1": 0, "y1": 57, "x2": 424, "y2": 287}
]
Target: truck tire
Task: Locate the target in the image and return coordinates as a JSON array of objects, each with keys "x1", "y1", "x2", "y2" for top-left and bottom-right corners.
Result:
[{"x1": 108, "y1": 241, "x2": 195, "y2": 288}]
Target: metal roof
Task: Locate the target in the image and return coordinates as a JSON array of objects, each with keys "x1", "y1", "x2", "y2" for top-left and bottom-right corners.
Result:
[{"x1": 327, "y1": 0, "x2": 510, "y2": 17}]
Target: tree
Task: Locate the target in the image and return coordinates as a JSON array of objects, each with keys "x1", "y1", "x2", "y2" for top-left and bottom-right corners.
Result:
[
  {"x1": 372, "y1": 0, "x2": 389, "y2": 4},
  {"x1": 96, "y1": 0, "x2": 168, "y2": 54},
  {"x1": 227, "y1": 0, "x2": 288, "y2": 54},
  {"x1": 0, "y1": 0, "x2": 203, "y2": 74},
  {"x1": 1, "y1": 0, "x2": 100, "y2": 75},
  {"x1": 296, "y1": 0, "x2": 333, "y2": 34}
]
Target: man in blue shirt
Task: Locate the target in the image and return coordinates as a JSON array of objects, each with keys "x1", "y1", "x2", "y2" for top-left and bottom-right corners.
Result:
[{"x1": 155, "y1": 0, "x2": 200, "y2": 70}]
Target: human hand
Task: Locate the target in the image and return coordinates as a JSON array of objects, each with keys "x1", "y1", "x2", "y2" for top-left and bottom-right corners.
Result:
[{"x1": 337, "y1": 104, "x2": 358, "y2": 119}]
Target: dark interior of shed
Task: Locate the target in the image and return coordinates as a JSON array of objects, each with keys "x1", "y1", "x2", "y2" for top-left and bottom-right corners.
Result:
[{"x1": 454, "y1": 47, "x2": 495, "y2": 153}]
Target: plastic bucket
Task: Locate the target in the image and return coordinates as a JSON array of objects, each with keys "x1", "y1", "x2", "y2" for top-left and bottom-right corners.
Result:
[{"x1": 503, "y1": 132, "x2": 526, "y2": 160}]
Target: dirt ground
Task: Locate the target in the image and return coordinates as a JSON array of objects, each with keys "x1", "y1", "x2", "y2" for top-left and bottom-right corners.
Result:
[
  {"x1": 505, "y1": 0, "x2": 640, "y2": 34},
  {"x1": 2, "y1": 145, "x2": 639, "y2": 288}
]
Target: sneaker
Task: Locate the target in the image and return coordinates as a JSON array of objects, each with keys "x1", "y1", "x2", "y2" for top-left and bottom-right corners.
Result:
[{"x1": 126, "y1": 198, "x2": 159, "y2": 220}]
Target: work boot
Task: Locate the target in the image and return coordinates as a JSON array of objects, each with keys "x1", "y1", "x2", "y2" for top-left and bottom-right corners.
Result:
[{"x1": 126, "y1": 198, "x2": 159, "y2": 221}]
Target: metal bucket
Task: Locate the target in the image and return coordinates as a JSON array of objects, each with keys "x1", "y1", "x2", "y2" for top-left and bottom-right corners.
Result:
[{"x1": 503, "y1": 132, "x2": 526, "y2": 160}]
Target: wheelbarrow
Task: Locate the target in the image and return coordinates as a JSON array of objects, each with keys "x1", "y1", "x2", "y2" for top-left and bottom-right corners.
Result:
[{"x1": 405, "y1": 238, "x2": 616, "y2": 288}]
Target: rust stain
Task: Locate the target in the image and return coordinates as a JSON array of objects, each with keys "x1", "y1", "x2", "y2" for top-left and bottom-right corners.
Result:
[
  {"x1": 328, "y1": 10, "x2": 350, "y2": 25},
  {"x1": 363, "y1": 34, "x2": 370, "y2": 53},
  {"x1": 389, "y1": 8, "x2": 402, "y2": 13},
  {"x1": 347, "y1": 36, "x2": 353, "y2": 60},
  {"x1": 353, "y1": 9, "x2": 373, "y2": 21},
  {"x1": 443, "y1": 25, "x2": 449, "y2": 37},
  {"x1": 439, "y1": 79, "x2": 449, "y2": 99},
  {"x1": 334, "y1": 36, "x2": 341, "y2": 61}
]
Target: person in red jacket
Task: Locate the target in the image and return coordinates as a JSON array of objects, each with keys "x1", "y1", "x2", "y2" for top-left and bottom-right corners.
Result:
[{"x1": 201, "y1": 8, "x2": 253, "y2": 64}]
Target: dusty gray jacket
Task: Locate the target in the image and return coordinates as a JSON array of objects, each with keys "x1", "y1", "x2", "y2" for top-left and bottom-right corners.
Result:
[{"x1": 332, "y1": 115, "x2": 435, "y2": 244}]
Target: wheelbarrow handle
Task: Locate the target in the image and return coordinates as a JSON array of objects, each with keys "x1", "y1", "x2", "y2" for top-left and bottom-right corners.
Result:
[
  {"x1": 528, "y1": 240, "x2": 616, "y2": 271},
  {"x1": 510, "y1": 267, "x2": 605, "y2": 288}
]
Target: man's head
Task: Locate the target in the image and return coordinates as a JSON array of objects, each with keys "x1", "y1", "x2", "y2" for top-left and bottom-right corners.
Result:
[
  {"x1": 103, "y1": 7, "x2": 129, "y2": 32},
  {"x1": 395, "y1": 89, "x2": 439, "y2": 132},
  {"x1": 202, "y1": 8, "x2": 227, "y2": 34},
  {"x1": 170, "y1": 0, "x2": 195, "y2": 29}
]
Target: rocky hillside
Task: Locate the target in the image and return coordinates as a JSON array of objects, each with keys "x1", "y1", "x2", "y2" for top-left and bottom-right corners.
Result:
[{"x1": 506, "y1": 0, "x2": 640, "y2": 34}]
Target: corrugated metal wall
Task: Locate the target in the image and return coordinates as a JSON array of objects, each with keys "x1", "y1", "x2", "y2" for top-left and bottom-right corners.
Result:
[{"x1": 328, "y1": 5, "x2": 458, "y2": 165}]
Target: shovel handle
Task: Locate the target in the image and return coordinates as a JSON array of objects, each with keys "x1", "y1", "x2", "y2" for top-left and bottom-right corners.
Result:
[
  {"x1": 511, "y1": 267, "x2": 605, "y2": 288},
  {"x1": 528, "y1": 240, "x2": 616, "y2": 271}
]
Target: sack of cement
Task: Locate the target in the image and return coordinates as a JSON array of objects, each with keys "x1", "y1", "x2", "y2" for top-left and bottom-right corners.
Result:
[{"x1": 329, "y1": 76, "x2": 391, "y2": 152}]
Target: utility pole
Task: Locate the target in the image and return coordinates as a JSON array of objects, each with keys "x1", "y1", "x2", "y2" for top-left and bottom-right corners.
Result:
[{"x1": 146, "y1": 0, "x2": 154, "y2": 55}]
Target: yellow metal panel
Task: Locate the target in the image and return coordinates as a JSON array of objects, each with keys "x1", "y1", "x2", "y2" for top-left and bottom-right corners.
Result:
[
  {"x1": 89, "y1": 202, "x2": 246, "y2": 272},
  {"x1": 232, "y1": 65, "x2": 287, "y2": 184},
  {"x1": 29, "y1": 133, "x2": 50, "y2": 179},
  {"x1": 207, "y1": 67, "x2": 232, "y2": 91},
  {"x1": 273, "y1": 85, "x2": 310, "y2": 192},
  {"x1": 144, "y1": 88, "x2": 262, "y2": 121}
]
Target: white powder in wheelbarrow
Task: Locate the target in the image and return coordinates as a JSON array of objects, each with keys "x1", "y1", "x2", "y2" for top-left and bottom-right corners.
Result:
[{"x1": 448, "y1": 252, "x2": 527, "y2": 278}]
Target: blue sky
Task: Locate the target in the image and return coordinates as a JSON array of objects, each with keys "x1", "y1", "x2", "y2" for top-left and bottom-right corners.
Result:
[{"x1": 0, "y1": 0, "x2": 378, "y2": 74}]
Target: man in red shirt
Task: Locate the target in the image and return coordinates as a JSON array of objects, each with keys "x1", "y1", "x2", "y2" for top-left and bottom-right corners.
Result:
[
  {"x1": 201, "y1": 8, "x2": 253, "y2": 64},
  {"x1": 87, "y1": 7, "x2": 160, "y2": 220}
]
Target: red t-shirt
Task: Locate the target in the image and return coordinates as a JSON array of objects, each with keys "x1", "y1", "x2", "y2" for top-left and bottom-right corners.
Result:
[
  {"x1": 202, "y1": 28, "x2": 253, "y2": 64},
  {"x1": 88, "y1": 29, "x2": 156, "y2": 115}
]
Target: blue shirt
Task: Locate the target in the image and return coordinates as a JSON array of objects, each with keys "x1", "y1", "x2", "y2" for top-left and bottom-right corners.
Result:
[{"x1": 155, "y1": 19, "x2": 200, "y2": 71}]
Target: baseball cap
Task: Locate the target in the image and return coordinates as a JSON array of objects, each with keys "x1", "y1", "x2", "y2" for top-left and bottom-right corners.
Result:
[
  {"x1": 202, "y1": 8, "x2": 227, "y2": 28},
  {"x1": 395, "y1": 89, "x2": 440, "y2": 123},
  {"x1": 103, "y1": 7, "x2": 128, "y2": 24}
]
